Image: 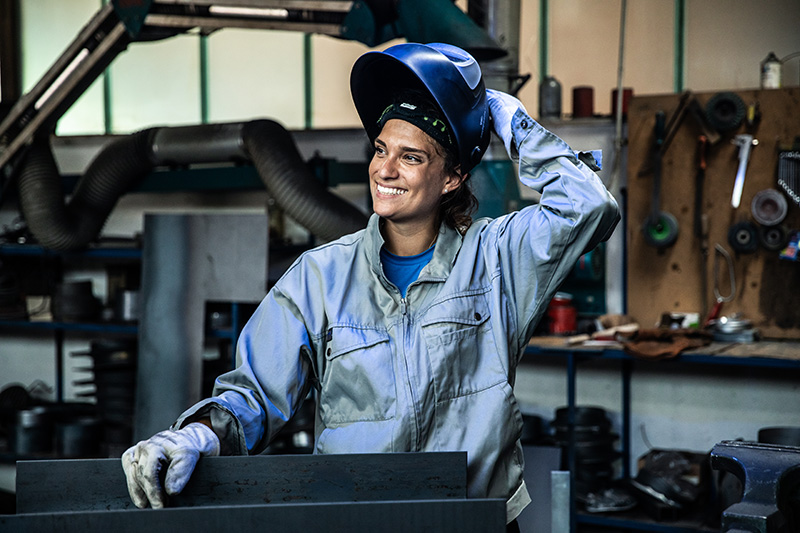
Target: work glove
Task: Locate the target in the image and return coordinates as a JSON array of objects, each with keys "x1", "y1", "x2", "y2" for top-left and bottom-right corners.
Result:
[
  {"x1": 486, "y1": 88, "x2": 529, "y2": 163},
  {"x1": 121, "y1": 422, "x2": 220, "y2": 509}
]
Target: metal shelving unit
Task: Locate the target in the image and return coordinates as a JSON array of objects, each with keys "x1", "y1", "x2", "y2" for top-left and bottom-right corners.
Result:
[
  {"x1": 0, "y1": 243, "x2": 245, "y2": 413},
  {"x1": 524, "y1": 340, "x2": 800, "y2": 532}
]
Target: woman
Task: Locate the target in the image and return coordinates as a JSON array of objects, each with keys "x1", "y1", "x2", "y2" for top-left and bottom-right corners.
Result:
[{"x1": 122, "y1": 42, "x2": 620, "y2": 527}]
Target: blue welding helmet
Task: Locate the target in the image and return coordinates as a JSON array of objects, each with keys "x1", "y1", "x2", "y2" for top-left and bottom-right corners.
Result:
[{"x1": 350, "y1": 42, "x2": 490, "y2": 173}]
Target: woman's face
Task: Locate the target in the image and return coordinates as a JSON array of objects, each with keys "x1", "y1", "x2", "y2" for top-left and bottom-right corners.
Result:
[{"x1": 369, "y1": 119, "x2": 460, "y2": 227}]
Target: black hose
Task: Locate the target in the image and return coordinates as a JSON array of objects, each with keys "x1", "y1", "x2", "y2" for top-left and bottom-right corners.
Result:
[
  {"x1": 16, "y1": 120, "x2": 368, "y2": 251},
  {"x1": 17, "y1": 129, "x2": 157, "y2": 251},
  {"x1": 242, "y1": 120, "x2": 368, "y2": 242}
]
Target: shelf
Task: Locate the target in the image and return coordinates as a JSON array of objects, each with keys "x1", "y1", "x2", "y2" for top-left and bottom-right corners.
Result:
[
  {"x1": 0, "y1": 244, "x2": 141, "y2": 259},
  {"x1": 0, "y1": 320, "x2": 137, "y2": 335},
  {"x1": 525, "y1": 340, "x2": 800, "y2": 370},
  {"x1": 576, "y1": 510, "x2": 716, "y2": 532},
  {"x1": 0, "y1": 319, "x2": 245, "y2": 339}
]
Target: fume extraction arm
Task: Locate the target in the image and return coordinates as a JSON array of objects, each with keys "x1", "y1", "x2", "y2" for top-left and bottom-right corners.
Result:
[{"x1": 0, "y1": 0, "x2": 507, "y2": 250}]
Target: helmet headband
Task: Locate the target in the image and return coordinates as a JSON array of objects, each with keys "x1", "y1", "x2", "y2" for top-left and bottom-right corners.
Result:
[{"x1": 377, "y1": 96, "x2": 457, "y2": 157}]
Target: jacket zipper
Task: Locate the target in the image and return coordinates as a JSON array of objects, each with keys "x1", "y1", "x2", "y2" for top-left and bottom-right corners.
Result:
[{"x1": 400, "y1": 296, "x2": 422, "y2": 451}]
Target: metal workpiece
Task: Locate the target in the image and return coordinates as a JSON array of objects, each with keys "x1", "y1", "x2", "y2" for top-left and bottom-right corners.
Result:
[
  {"x1": 711, "y1": 440, "x2": 800, "y2": 533},
  {"x1": 17, "y1": 453, "x2": 468, "y2": 512},
  {"x1": 9, "y1": 453, "x2": 506, "y2": 532},
  {"x1": 2, "y1": 499, "x2": 506, "y2": 533}
]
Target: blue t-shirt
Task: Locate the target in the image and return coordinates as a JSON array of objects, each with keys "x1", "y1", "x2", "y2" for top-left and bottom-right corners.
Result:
[{"x1": 380, "y1": 245, "x2": 435, "y2": 298}]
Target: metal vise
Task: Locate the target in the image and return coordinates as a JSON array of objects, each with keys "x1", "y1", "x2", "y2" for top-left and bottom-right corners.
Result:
[{"x1": 711, "y1": 440, "x2": 800, "y2": 533}]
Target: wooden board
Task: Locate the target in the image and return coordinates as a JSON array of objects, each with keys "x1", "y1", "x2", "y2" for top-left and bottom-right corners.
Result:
[{"x1": 627, "y1": 88, "x2": 800, "y2": 339}]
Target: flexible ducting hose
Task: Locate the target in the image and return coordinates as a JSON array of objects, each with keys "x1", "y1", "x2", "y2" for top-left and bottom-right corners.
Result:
[
  {"x1": 242, "y1": 120, "x2": 368, "y2": 242},
  {"x1": 18, "y1": 129, "x2": 157, "y2": 251},
  {"x1": 16, "y1": 120, "x2": 369, "y2": 251}
]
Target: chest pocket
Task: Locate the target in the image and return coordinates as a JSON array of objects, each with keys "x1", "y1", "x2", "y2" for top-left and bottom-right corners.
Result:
[
  {"x1": 420, "y1": 292, "x2": 505, "y2": 401},
  {"x1": 319, "y1": 326, "x2": 396, "y2": 425}
]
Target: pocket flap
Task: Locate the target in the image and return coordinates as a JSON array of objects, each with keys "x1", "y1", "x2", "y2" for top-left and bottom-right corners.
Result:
[
  {"x1": 326, "y1": 326, "x2": 390, "y2": 360},
  {"x1": 420, "y1": 293, "x2": 491, "y2": 328}
]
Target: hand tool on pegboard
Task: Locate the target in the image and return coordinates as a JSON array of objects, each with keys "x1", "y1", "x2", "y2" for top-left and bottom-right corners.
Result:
[
  {"x1": 637, "y1": 91, "x2": 720, "y2": 177},
  {"x1": 642, "y1": 111, "x2": 679, "y2": 247},
  {"x1": 704, "y1": 243, "x2": 735, "y2": 326},
  {"x1": 694, "y1": 136, "x2": 710, "y2": 315},
  {"x1": 776, "y1": 144, "x2": 800, "y2": 207},
  {"x1": 730, "y1": 133, "x2": 759, "y2": 209}
]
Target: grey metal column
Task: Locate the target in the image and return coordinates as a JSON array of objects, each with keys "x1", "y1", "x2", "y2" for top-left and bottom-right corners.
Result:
[
  {"x1": 471, "y1": 0, "x2": 522, "y2": 93},
  {"x1": 135, "y1": 213, "x2": 268, "y2": 440}
]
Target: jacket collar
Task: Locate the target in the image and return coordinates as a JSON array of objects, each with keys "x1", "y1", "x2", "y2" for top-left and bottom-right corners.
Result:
[{"x1": 364, "y1": 213, "x2": 463, "y2": 281}]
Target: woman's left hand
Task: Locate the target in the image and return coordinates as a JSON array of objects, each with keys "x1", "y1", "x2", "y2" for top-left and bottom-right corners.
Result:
[{"x1": 486, "y1": 89, "x2": 528, "y2": 162}]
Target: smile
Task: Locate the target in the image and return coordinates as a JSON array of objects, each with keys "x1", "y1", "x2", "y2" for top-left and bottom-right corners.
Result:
[{"x1": 376, "y1": 184, "x2": 407, "y2": 196}]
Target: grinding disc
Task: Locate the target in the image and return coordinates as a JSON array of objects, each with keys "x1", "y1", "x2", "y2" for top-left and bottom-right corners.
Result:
[
  {"x1": 751, "y1": 188, "x2": 788, "y2": 226},
  {"x1": 728, "y1": 221, "x2": 759, "y2": 254},
  {"x1": 759, "y1": 224, "x2": 789, "y2": 251}
]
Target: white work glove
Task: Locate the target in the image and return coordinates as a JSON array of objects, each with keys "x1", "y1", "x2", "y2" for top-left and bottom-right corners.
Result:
[
  {"x1": 121, "y1": 422, "x2": 220, "y2": 509},
  {"x1": 486, "y1": 88, "x2": 529, "y2": 163}
]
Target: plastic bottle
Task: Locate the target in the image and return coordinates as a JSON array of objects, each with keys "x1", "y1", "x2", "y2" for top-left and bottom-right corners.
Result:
[
  {"x1": 761, "y1": 52, "x2": 782, "y2": 89},
  {"x1": 539, "y1": 76, "x2": 562, "y2": 120}
]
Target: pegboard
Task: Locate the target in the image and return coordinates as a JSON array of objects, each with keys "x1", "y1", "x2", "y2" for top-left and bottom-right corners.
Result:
[{"x1": 626, "y1": 87, "x2": 800, "y2": 339}]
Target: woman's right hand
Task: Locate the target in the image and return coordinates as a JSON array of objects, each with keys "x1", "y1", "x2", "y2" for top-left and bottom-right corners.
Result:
[{"x1": 121, "y1": 421, "x2": 220, "y2": 508}]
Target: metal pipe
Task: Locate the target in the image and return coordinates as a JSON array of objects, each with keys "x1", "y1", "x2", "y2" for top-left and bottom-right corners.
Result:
[{"x1": 469, "y1": 0, "x2": 521, "y2": 92}]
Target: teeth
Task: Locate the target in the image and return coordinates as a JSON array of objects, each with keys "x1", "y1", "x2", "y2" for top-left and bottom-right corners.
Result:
[{"x1": 377, "y1": 184, "x2": 406, "y2": 196}]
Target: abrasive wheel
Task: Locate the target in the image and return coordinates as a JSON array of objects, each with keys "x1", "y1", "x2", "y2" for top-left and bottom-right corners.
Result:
[
  {"x1": 759, "y1": 225, "x2": 789, "y2": 251},
  {"x1": 643, "y1": 212, "x2": 680, "y2": 248},
  {"x1": 727, "y1": 221, "x2": 759, "y2": 254}
]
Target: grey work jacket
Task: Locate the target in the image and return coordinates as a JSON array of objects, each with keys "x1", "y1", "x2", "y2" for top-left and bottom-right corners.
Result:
[{"x1": 175, "y1": 109, "x2": 620, "y2": 523}]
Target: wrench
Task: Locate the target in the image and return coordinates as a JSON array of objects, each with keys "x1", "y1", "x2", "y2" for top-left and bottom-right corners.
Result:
[{"x1": 731, "y1": 134, "x2": 758, "y2": 208}]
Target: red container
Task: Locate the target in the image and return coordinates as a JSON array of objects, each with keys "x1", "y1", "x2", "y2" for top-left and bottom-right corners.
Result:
[
  {"x1": 572, "y1": 86, "x2": 594, "y2": 118},
  {"x1": 547, "y1": 292, "x2": 577, "y2": 334},
  {"x1": 611, "y1": 88, "x2": 633, "y2": 118}
]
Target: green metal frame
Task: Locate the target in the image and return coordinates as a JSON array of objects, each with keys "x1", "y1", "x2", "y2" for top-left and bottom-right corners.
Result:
[{"x1": 674, "y1": 0, "x2": 685, "y2": 92}]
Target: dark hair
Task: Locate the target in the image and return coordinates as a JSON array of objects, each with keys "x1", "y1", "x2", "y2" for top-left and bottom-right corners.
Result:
[
  {"x1": 379, "y1": 89, "x2": 479, "y2": 232},
  {"x1": 438, "y1": 151, "x2": 478, "y2": 233}
]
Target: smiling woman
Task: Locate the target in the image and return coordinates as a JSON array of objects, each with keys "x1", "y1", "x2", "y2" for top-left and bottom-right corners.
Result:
[
  {"x1": 122, "y1": 41, "x2": 620, "y2": 529},
  {"x1": 370, "y1": 117, "x2": 462, "y2": 256}
]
